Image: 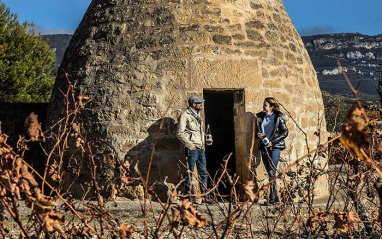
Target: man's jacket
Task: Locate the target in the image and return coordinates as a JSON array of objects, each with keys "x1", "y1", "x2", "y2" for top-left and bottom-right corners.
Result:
[
  {"x1": 177, "y1": 108, "x2": 205, "y2": 150},
  {"x1": 255, "y1": 111, "x2": 288, "y2": 150}
]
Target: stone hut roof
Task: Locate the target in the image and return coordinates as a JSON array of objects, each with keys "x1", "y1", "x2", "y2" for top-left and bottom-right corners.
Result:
[{"x1": 47, "y1": 0, "x2": 327, "y2": 196}]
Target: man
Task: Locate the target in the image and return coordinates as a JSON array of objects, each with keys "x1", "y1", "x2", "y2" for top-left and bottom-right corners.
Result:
[{"x1": 177, "y1": 95, "x2": 213, "y2": 202}]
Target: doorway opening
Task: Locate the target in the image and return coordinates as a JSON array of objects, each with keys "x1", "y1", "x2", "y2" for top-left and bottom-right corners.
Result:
[{"x1": 204, "y1": 89, "x2": 244, "y2": 196}]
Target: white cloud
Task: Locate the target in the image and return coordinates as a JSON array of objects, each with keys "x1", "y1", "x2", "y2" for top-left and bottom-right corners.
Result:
[{"x1": 298, "y1": 26, "x2": 337, "y2": 36}]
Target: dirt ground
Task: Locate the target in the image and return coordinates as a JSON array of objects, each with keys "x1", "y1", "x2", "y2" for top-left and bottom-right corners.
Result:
[
  {"x1": 4, "y1": 165, "x2": 380, "y2": 238},
  {"x1": 5, "y1": 196, "x2": 344, "y2": 239}
]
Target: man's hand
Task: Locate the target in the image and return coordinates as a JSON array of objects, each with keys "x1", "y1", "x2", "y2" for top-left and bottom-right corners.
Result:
[
  {"x1": 258, "y1": 133, "x2": 265, "y2": 139},
  {"x1": 206, "y1": 139, "x2": 213, "y2": 146},
  {"x1": 192, "y1": 146, "x2": 196, "y2": 150},
  {"x1": 266, "y1": 142, "x2": 272, "y2": 148}
]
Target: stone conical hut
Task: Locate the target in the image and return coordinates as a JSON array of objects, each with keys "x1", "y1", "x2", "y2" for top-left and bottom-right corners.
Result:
[{"x1": 48, "y1": 0, "x2": 328, "y2": 196}]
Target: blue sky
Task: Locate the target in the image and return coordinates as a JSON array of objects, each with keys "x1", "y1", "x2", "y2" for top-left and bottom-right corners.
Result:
[
  {"x1": 1, "y1": 0, "x2": 91, "y2": 34},
  {"x1": 284, "y1": 0, "x2": 382, "y2": 36},
  {"x1": 1, "y1": 0, "x2": 381, "y2": 36}
]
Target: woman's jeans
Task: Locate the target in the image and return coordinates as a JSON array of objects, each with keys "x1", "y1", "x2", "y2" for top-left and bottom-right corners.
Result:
[
  {"x1": 261, "y1": 148, "x2": 281, "y2": 202},
  {"x1": 185, "y1": 149, "x2": 208, "y2": 198}
]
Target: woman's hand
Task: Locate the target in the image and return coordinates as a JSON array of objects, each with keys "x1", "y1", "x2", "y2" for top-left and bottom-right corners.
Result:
[{"x1": 258, "y1": 133, "x2": 265, "y2": 138}]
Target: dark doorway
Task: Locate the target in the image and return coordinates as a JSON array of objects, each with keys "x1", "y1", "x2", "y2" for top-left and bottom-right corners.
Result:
[{"x1": 204, "y1": 90, "x2": 238, "y2": 196}]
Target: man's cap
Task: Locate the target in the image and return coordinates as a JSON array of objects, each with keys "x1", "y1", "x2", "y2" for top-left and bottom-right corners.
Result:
[{"x1": 188, "y1": 95, "x2": 205, "y2": 104}]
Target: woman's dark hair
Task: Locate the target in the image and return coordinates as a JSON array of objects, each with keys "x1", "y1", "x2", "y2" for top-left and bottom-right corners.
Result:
[{"x1": 265, "y1": 97, "x2": 280, "y2": 112}]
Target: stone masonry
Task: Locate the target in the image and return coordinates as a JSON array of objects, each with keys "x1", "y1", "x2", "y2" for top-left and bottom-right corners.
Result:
[{"x1": 47, "y1": 0, "x2": 328, "y2": 197}]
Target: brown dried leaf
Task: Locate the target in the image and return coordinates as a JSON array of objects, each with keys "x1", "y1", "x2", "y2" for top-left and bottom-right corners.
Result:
[
  {"x1": 16, "y1": 136, "x2": 29, "y2": 152},
  {"x1": 332, "y1": 209, "x2": 348, "y2": 232},
  {"x1": 243, "y1": 181, "x2": 257, "y2": 202},
  {"x1": 71, "y1": 123, "x2": 80, "y2": 136},
  {"x1": 348, "y1": 211, "x2": 361, "y2": 227},
  {"x1": 0, "y1": 187, "x2": 6, "y2": 197},
  {"x1": 340, "y1": 106, "x2": 369, "y2": 161},
  {"x1": 24, "y1": 112, "x2": 45, "y2": 142},
  {"x1": 36, "y1": 189, "x2": 57, "y2": 207},
  {"x1": 25, "y1": 189, "x2": 57, "y2": 214},
  {"x1": 0, "y1": 147, "x2": 10, "y2": 156},
  {"x1": 0, "y1": 134, "x2": 12, "y2": 156},
  {"x1": 19, "y1": 178, "x2": 32, "y2": 196},
  {"x1": 119, "y1": 223, "x2": 136, "y2": 239},
  {"x1": 346, "y1": 105, "x2": 365, "y2": 125},
  {"x1": 25, "y1": 196, "x2": 52, "y2": 214},
  {"x1": 48, "y1": 162, "x2": 61, "y2": 182},
  {"x1": 0, "y1": 132, "x2": 9, "y2": 146},
  {"x1": 14, "y1": 157, "x2": 23, "y2": 176},
  {"x1": 43, "y1": 212, "x2": 66, "y2": 237},
  {"x1": 20, "y1": 164, "x2": 38, "y2": 187},
  {"x1": 340, "y1": 123, "x2": 368, "y2": 161},
  {"x1": 171, "y1": 199, "x2": 208, "y2": 228},
  {"x1": 0, "y1": 170, "x2": 14, "y2": 196},
  {"x1": 0, "y1": 170, "x2": 10, "y2": 182},
  {"x1": 331, "y1": 209, "x2": 360, "y2": 233},
  {"x1": 75, "y1": 137, "x2": 84, "y2": 148},
  {"x1": 14, "y1": 185, "x2": 20, "y2": 200}
]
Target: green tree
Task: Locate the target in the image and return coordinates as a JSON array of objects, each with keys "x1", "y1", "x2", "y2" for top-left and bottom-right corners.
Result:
[{"x1": 0, "y1": 2, "x2": 57, "y2": 103}]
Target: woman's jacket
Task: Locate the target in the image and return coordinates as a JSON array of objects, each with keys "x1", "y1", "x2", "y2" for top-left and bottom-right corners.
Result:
[{"x1": 255, "y1": 111, "x2": 288, "y2": 150}]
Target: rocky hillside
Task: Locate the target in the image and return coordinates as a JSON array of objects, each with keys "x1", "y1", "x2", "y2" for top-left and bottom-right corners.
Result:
[
  {"x1": 43, "y1": 33, "x2": 382, "y2": 99},
  {"x1": 42, "y1": 34, "x2": 72, "y2": 66},
  {"x1": 302, "y1": 33, "x2": 382, "y2": 100}
]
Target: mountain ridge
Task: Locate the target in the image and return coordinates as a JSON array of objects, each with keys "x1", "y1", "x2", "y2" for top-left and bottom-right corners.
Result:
[
  {"x1": 42, "y1": 34, "x2": 73, "y2": 66},
  {"x1": 302, "y1": 33, "x2": 382, "y2": 100}
]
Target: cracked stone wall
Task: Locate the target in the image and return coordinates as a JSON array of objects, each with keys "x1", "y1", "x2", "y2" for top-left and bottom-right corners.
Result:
[{"x1": 47, "y1": 0, "x2": 328, "y2": 197}]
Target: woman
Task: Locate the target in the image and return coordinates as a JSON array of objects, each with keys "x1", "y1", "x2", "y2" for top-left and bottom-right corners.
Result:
[{"x1": 256, "y1": 97, "x2": 288, "y2": 205}]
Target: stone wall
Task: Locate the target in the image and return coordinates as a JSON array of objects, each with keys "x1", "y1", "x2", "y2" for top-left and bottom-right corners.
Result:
[{"x1": 48, "y1": 0, "x2": 328, "y2": 197}]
